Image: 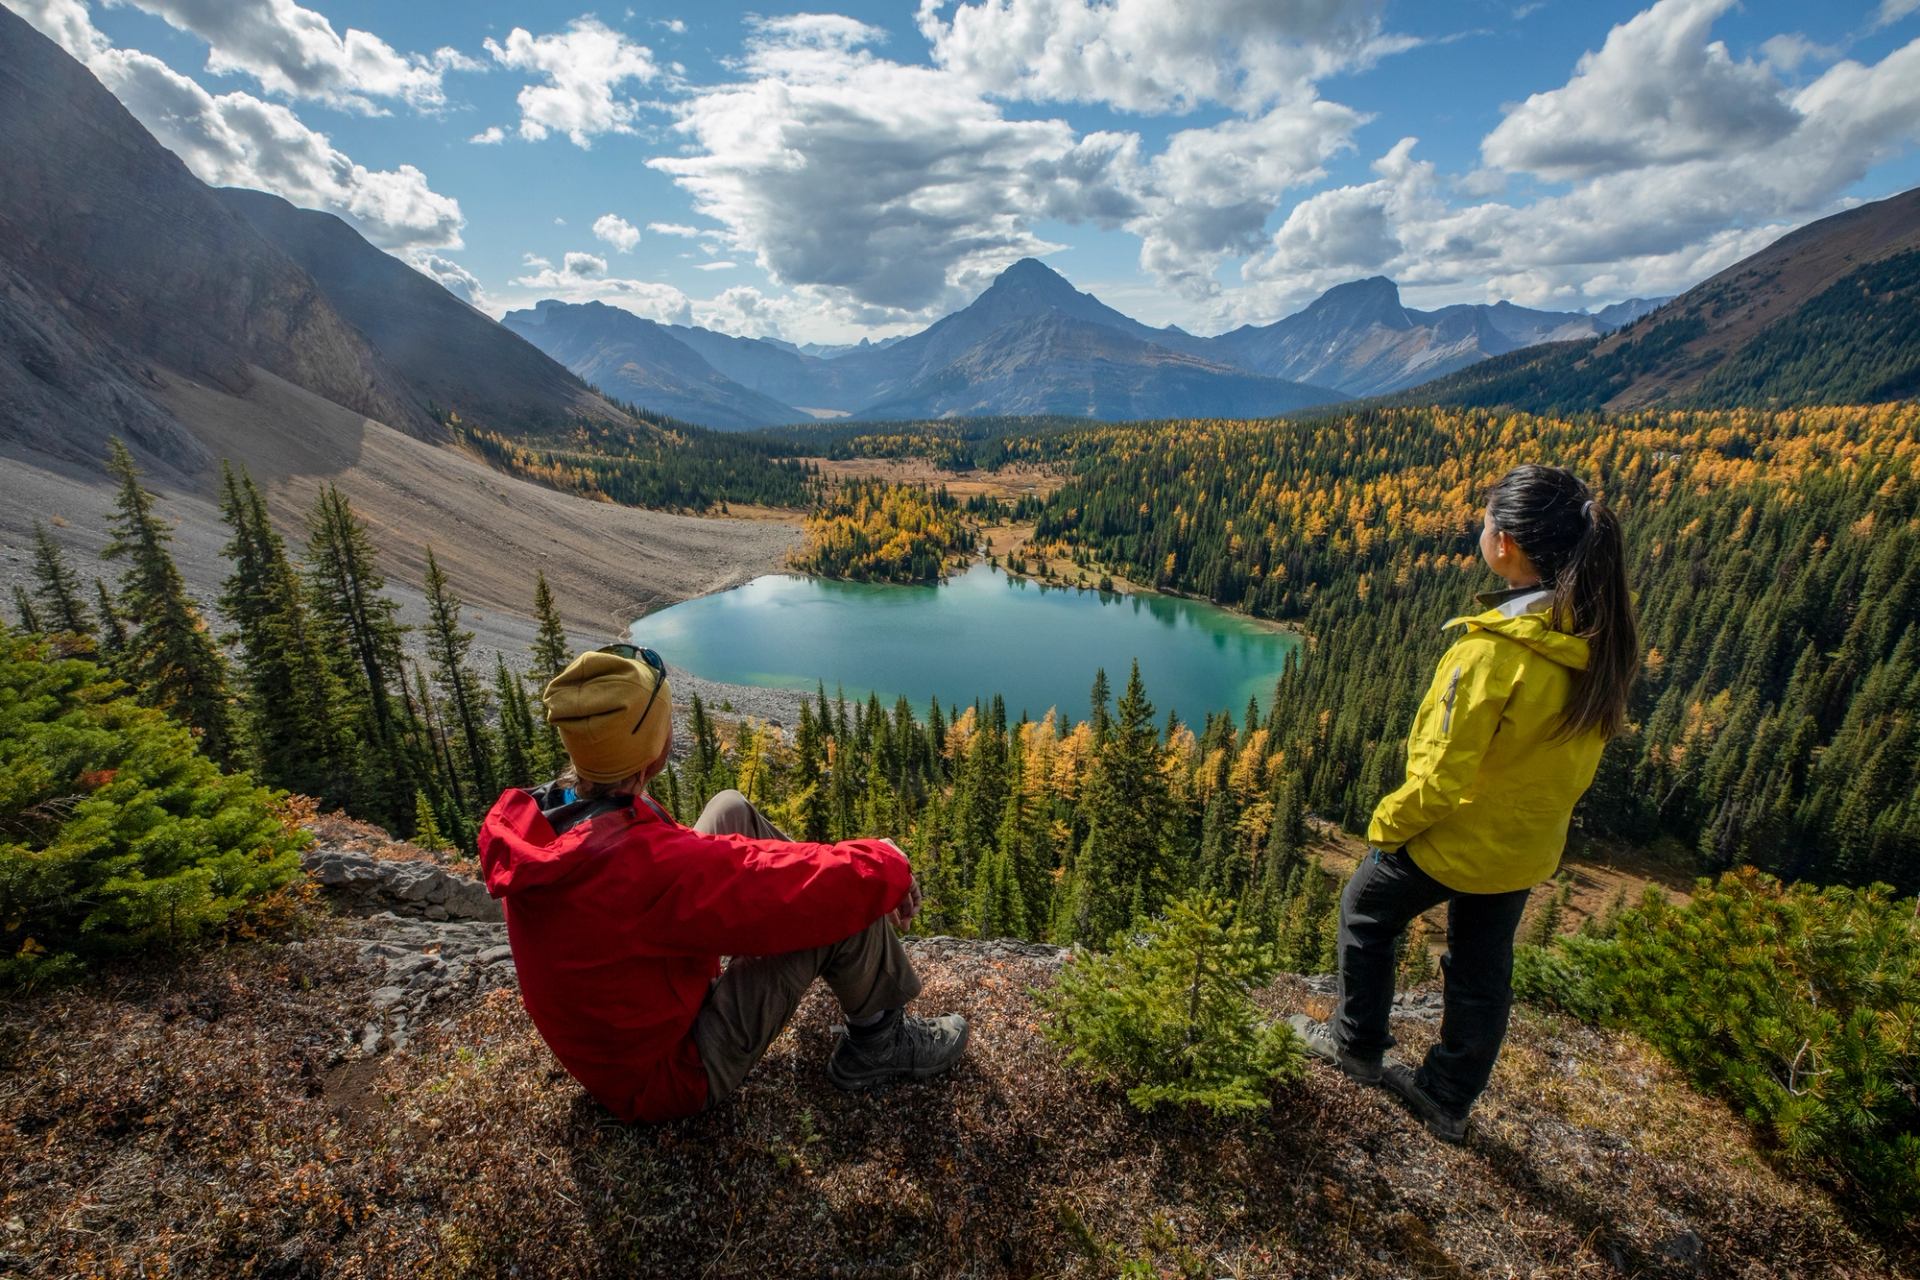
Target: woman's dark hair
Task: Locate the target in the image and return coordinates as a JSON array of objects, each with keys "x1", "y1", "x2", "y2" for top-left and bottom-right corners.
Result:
[{"x1": 1486, "y1": 464, "x2": 1640, "y2": 739}]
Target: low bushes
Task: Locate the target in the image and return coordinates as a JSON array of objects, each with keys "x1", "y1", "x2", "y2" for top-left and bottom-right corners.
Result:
[
  {"x1": 0, "y1": 634, "x2": 307, "y2": 988},
  {"x1": 1514, "y1": 868, "x2": 1919, "y2": 1224}
]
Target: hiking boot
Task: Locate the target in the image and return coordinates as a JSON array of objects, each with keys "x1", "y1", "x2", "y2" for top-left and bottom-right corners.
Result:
[
  {"x1": 827, "y1": 1010, "x2": 970, "y2": 1091},
  {"x1": 1380, "y1": 1062, "x2": 1469, "y2": 1144},
  {"x1": 1286, "y1": 1014, "x2": 1383, "y2": 1084}
]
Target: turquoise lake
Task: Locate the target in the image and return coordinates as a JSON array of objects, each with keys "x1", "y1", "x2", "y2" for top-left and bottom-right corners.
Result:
[{"x1": 632, "y1": 563, "x2": 1300, "y2": 726}]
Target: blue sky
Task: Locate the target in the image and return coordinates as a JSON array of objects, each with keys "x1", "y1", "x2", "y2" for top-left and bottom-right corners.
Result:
[{"x1": 12, "y1": 1, "x2": 1920, "y2": 342}]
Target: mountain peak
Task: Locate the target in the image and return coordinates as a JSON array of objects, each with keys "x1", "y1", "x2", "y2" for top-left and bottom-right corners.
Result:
[
  {"x1": 995, "y1": 257, "x2": 1070, "y2": 287},
  {"x1": 1296, "y1": 276, "x2": 1411, "y2": 332}
]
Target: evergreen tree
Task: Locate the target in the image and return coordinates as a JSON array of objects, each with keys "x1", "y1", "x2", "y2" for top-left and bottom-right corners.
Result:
[
  {"x1": 102, "y1": 440, "x2": 236, "y2": 765},
  {"x1": 1040, "y1": 893, "x2": 1305, "y2": 1115},
  {"x1": 1071, "y1": 661, "x2": 1172, "y2": 941},
  {"x1": 92, "y1": 580, "x2": 130, "y2": 658},
  {"x1": 0, "y1": 633, "x2": 305, "y2": 986},
  {"x1": 791, "y1": 702, "x2": 831, "y2": 842},
  {"x1": 493, "y1": 654, "x2": 539, "y2": 787},
  {"x1": 529, "y1": 571, "x2": 571, "y2": 773},
  {"x1": 411, "y1": 790, "x2": 450, "y2": 852},
  {"x1": 1088, "y1": 667, "x2": 1112, "y2": 746},
  {"x1": 30, "y1": 523, "x2": 92, "y2": 638},
  {"x1": 217, "y1": 465, "x2": 356, "y2": 806},
  {"x1": 304, "y1": 485, "x2": 414, "y2": 824},
  {"x1": 11, "y1": 585, "x2": 40, "y2": 634},
  {"x1": 421, "y1": 547, "x2": 498, "y2": 806}
]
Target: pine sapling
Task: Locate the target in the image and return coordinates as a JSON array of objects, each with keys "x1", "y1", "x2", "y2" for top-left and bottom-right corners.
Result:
[{"x1": 1040, "y1": 893, "x2": 1305, "y2": 1115}]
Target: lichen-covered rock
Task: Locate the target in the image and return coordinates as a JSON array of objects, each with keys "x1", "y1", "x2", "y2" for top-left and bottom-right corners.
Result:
[{"x1": 302, "y1": 847, "x2": 503, "y2": 923}]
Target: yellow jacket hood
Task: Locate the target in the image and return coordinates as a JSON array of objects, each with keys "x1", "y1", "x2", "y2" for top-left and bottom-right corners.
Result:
[{"x1": 1447, "y1": 598, "x2": 1591, "y2": 672}]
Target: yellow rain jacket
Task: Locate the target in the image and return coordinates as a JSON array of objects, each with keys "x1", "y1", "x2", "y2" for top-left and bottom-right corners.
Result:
[{"x1": 1367, "y1": 588, "x2": 1606, "y2": 894}]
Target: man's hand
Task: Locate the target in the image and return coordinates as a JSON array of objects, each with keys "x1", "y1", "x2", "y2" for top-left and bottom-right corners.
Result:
[{"x1": 888, "y1": 874, "x2": 923, "y2": 931}]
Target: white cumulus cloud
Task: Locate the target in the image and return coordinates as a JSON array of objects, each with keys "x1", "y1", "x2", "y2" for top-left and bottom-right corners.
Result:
[
  {"x1": 405, "y1": 250, "x2": 487, "y2": 308},
  {"x1": 650, "y1": 15, "x2": 1092, "y2": 312},
  {"x1": 592, "y1": 213, "x2": 640, "y2": 253},
  {"x1": 917, "y1": 0, "x2": 1399, "y2": 113},
  {"x1": 1480, "y1": 0, "x2": 1799, "y2": 182},
  {"x1": 469, "y1": 125, "x2": 505, "y2": 144},
  {"x1": 484, "y1": 17, "x2": 659, "y2": 147},
  {"x1": 6, "y1": 0, "x2": 104, "y2": 59},
  {"x1": 114, "y1": 0, "x2": 468, "y2": 114},
  {"x1": 511, "y1": 251, "x2": 693, "y2": 324}
]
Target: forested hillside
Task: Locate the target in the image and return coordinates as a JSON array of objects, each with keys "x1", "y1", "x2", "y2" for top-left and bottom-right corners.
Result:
[{"x1": 1407, "y1": 186, "x2": 1920, "y2": 414}]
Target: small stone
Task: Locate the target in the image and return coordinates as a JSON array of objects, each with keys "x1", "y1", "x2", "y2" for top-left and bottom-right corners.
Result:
[
  {"x1": 370, "y1": 985, "x2": 407, "y2": 1010},
  {"x1": 478, "y1": 944, "x2": 516, "y2": 967}
]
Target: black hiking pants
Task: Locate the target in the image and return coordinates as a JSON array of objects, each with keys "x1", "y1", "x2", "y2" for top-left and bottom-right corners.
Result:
[{"x1": 1333, "y1": 847, "x2": 1531, "y2": 1117}]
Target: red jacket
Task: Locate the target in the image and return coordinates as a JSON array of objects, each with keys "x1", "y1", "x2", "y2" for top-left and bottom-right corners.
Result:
[{"x1": 478, "y1": 785, "x2": 913, "y2": 1122}]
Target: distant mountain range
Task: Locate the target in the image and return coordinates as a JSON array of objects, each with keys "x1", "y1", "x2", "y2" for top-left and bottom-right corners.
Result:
[
  {"x1": 1411, "y1": 187, "x2": 1920, "y2": 413},
  {"x1": 507, "y1": 258, "x2": 1666, "y2": 430}
]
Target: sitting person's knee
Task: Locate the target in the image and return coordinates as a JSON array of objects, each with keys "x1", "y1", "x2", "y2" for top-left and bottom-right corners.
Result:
[{"x1": 695, "y1": 789, "x2": 756, "y2": 835}]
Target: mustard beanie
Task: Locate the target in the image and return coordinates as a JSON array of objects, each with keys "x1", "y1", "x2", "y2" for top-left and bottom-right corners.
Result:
[{"x1": 543, "y1": 650, "x2": 673, "y2": 783}]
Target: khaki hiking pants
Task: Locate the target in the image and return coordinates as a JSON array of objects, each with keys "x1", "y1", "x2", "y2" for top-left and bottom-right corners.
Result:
[{"x1": 687, "y1": 790, "x2": 922, "y2": 1105}]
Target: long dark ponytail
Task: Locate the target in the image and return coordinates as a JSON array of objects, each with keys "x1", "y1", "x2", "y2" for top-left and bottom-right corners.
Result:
[{"x1": 1486, "y1": 464, "x2": 1640, "y2": 739}]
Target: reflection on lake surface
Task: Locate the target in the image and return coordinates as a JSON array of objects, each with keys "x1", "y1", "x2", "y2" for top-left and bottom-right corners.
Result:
[{"x1": 632, "y1": 563, "x2": 1300, "y2": 726}]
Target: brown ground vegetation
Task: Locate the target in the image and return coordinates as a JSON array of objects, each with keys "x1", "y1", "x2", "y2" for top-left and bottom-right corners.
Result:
[
  {"x1": 808, "y1": 459, "x2": 1065, "y2": 505},
  {"x1": 2, "y1": 888, "x2": 1907, "y2": 1279}
]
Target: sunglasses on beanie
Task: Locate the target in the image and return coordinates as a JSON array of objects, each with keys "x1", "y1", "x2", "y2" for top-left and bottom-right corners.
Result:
[{"x1": 595, "y1": 644, "x2": 666, "y2": 736}]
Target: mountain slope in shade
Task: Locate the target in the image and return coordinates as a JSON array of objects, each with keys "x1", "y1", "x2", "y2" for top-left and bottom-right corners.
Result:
[
  {"x1": 1412, "y1": 185, "x2": 1920, "y2": 412},
  {"x1": 1203, "y1": 277, "x2": 1614, "y2": 398},
  {"x1": 662, "y1": 323, "x2": 843, "y2": 412},
  {"x1": 217, "y1": 189, "x2": 632, "y2": 435},
  {"x1": 501, "y1": 301, "x2": 802, "y2": 429},
  {"x1": 851, "y1": 311, "x2": 1339, "y2": 421},
  {"x1": 0, "y1": 5, "x2": 430, "y2": 471}
]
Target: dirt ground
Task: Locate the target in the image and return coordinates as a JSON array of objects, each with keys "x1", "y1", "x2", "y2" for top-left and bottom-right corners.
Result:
[{"x1": 1, "y1": 886, "x2": 1906, "y2": 1279}]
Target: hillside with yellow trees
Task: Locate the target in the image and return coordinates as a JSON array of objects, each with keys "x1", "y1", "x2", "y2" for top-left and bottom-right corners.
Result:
[{"x1": 789, "y1": 477, "x2": 979, "y2": 582}]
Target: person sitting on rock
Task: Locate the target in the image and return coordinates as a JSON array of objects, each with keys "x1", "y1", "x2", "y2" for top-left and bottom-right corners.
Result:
[{"x1": 478, "y1": 644, "x2": 969, "y2": 1123}]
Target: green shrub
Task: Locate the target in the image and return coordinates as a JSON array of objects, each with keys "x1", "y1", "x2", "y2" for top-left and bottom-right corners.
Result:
[
  {"x1": 0, "y1": 634, "x2": 308, "y2": 988},
  {"x1": 1516, "y1": 870, "x2": 1919, "y2": 1224},
  {"x1": 1511, "y1": 938, "x2": 1617, "y2": 1024},
  {"x1": 1039, "y1": 893, "x2": 1304, "y2": 1115}
]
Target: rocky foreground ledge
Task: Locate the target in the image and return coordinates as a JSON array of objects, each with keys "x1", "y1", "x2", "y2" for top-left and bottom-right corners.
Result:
[{"x1": 0, "y1": 838, "x2": 1907, "y2": 1279}]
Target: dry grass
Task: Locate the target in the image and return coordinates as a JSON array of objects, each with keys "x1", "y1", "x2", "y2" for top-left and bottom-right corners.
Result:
[
  {"x1": 1, "y1": 905, "x2": 1908, "y2": 1279},
  {"x1": 808, "y1": 458, "x2": 1065, "y2": 504}
]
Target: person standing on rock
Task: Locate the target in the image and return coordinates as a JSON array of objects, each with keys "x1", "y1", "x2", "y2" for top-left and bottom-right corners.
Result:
[
  {"x1": 478, "y1": 645, "x2": 969, "y2": 1123},
  {"x1": 1290, "y1": 464, "x2": 1640, "y2": 1143}
]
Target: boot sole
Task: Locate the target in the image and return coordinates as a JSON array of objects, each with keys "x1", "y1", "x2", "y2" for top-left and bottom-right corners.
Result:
[{"x1": 827, "y1": 1022, "x2": 971, "y2": 1092}]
